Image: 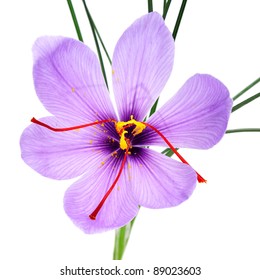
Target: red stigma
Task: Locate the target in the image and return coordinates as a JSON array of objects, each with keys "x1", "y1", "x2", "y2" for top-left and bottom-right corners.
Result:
[
  {"x1": 31, "y1": 117, "x2": 116, "y2": 132},
  {"x1": 89, "y1": 148, "x2": 129, "y2": 220},
  {"x1": 142, "y1": 122, "x2": 206, "y2": 183}
]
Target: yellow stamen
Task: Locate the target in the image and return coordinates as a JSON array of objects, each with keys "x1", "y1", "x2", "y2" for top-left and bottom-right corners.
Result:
[
  {"x1": 115, "y1": 117, "x2": 146, "y2": 150},
  {"x1": 119, "y1": 131, "x2": 128, "y2": 150},
  {"x1": 115, "y1": 119, "x2": 146, "y2": 136}
]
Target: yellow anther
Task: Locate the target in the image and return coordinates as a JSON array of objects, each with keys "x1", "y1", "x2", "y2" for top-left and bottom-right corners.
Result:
[
  {"x1": 119, "y1": 131, "x2": 128, "y2": 150},
  {"x1": 115, "y1": 118, "x2": 146, "y2": 136},
  {"x1": 132, "y1": 122, "x2": 146, "y2": 136},
  {"x1": 115, "y1": 117, "x2": 146, "y2": 150},
  {"x1": 115, "y1": 121, "x2": 126, "y2": 134}
]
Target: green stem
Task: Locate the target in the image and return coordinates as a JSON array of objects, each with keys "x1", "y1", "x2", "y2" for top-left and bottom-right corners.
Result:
[
  {"x1": 148, "y1": 0, "x2": 153, "y2": 12},
  {"x1": 66, "y1": 0, "x2": 84, "y2": 42},
  {"x1": 82, "y1": 0, "x2": 108, "y2": 88},
  {"x1": 226, "y1": 128, "x2": 260, "y2": 134},
  {"x1": 163, "y1": 0, "x2": 172, "y2": 19},
  {"x1": 232, "y1": 92, "x2": 260, "y2": 113},
  {"x1": 113, "y1": 217, "x2": 136, "y2": 260},
  {"x1": 232, "y1": 77, "x2": 260, "y2": 101},
  {"x1": 172, "y1": 0, "x2": 188, "y2": 39}
]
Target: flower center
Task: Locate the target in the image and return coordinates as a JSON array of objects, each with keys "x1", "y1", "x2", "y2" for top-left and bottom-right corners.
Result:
[{"x1": 115, "y1": 115, "x2": 146, "y2": 150}]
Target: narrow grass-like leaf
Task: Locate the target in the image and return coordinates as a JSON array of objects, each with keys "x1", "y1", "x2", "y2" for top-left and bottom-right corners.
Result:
[
  {"x1": 82, "y1": 0, "x2": 108, "y2": 88},
  {"x1": 226, "y1": 128, "x2": 260, "y2": 134},
  {"x1": 67, "y1": 0, "x2": 84, "y2": 42},
  {"x1": 233, "y1": 77, "x2": 260, "y2": 101},
  {"x1": 232, "y1": 92, "x2": 260, "y2": 113},
  {"x1": 162, "y1": 147, "x2": 175, "y2": 157},
  {"x1": 172, "y1": 0, "x2": 188, "y2": 39},
  {"x1": 148, "y1": 0, "x2": 153, "y2": 12},
  {"x1": 94, "y1": 25, "x2": 112, "y2": 65},
  {"x1": 163, "y1": 0, "x2": 172, "y2": 19},
  {"x1": 149, "y1": 97, "x2": 159, "y2": 117}
]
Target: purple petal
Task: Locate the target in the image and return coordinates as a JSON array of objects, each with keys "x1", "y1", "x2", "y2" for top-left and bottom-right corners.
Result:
[
  {"x1": 128, "y1": 148, "x2": 197, "y2": 208},
  {"x1": 112, "y1": 12, "x2": 174, "y2": 121},
  {"x1": 33, "y1": 36, "x2": 116, "y2": 122},
  {"x1": 64, "y1": 155, "x2": 139, "y2": 234},
  {"x1": 144, "y1": 74, "x2": 232, "y2": 149},
  {"x1": 20, "y1": 117, "x2": 116, "y2": 180}
]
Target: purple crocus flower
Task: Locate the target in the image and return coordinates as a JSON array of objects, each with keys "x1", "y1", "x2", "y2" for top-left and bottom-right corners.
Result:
[{"x1": 20, "y1": 12, "x2": 232, "y2": 233}]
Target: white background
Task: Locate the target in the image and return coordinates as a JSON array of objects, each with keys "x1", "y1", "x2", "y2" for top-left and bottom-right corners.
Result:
[{"x1": 1, "y1": 0, "x2": 260, "y2": 279}]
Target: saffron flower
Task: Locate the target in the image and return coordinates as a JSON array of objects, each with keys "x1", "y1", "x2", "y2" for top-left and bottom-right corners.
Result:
[{"x1": 20, "y1": 12, "x2": 232, "y2": 233}]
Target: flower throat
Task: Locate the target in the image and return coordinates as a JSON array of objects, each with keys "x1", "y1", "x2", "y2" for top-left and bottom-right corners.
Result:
[{"x1": 115, "y1": 115, "x2": 146, "y2": 150}]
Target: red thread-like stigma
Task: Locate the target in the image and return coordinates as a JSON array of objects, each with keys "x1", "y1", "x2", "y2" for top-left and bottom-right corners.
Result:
[
  {"x1": 31, "y1": 117, "x2": 115, "y2": 132},
  {"x1": 142, "y1": 122, "x2": 207, "y2": 183},
  {"x1": 89, "y1": 148, "x2": 129, "y2": 220}
]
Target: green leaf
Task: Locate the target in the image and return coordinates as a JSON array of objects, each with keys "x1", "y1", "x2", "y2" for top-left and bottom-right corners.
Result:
[
  {"x1": 232, "y1": 92, "x2": 260, "y2": 113},
  {"x1": 149, "y1": 97, "x2": 159, "y2": 117},
  {"x1": 66, "y1": 0, "x2": 84, "y2": 42},
  {"x1": 163, "y1": 0, "x2": 172, "y2": 20},
  {"x1": 162, "y1": 147, "x2": 175, "y2": 157},
  {"x1": 232, "y1": 77, "x2": 260, "y2": 101},
  {"x1": 148, "y1": 0, "x2": 153, "y2": 12},
  {"x1": 226, "y1": 128, "x2": 260, "y2": 134},
  {"x1": 82, "y1": 0, "x2": 109, "y2": 88},
  {"x1": 172, "y1": 0, "x2": 188, "y2": 39}
]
